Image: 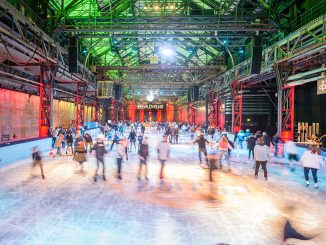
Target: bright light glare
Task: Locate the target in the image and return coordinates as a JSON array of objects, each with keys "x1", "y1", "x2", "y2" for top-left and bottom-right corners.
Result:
[
  {"x1": 147, "y1": 93, "x2": 154, "y2": 102},
  {"x1": 160, "y1": 47, "x2": 174, "y2": 57}
]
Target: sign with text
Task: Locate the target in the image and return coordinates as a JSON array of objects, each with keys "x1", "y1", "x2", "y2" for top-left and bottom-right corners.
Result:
[
  {"x1": 137, "y1": 104, "x2": 166, "y2": 110},
  {"x1": 317, "y1": 78, "x2": 326, "y2": 95}
]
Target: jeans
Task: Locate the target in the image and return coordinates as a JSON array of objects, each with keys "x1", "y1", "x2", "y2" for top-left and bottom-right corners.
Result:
[
  {"x1": 248, "y1": 148, "x2": 254, "y2": 159},
  {"x1": 95, "y1": 158, "x2": 105, "y2": 177},
  {"x1": 117, "y1": 158, "x2": 122, "y2": 175},
  {"x1": 198, "y1": 148, "x2": 208, "y2": 163},
  {"x1": 255, "y1": 161, "x2": 267, "y2": 178},
  {"x1": 304, "y1": 167, "x2": 318, "y2": 183},
  {"x1": 138, "y1": 158, "x2": 148, "y2": 178},
  {"x1": 218, "y1": 150, "x2": 229, "y2": 169},
  {"x1": 159, "y1": 159, "x2": 166, "y2": 177},
  {"x1": 274, "y1": 143, "x2": 278, "y2": 156}
]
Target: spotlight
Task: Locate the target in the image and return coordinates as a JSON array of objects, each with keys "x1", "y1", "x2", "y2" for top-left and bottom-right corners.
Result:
[
  {"x1": 154, "y1": 4, "x2": 160, "y2": 10},
  {"x1": 147, "y1": 93, "x2": 154, "y2": 102},
  {"x1": 144, "y1": 3, "x2": 148, "y2": 10},
  {"x1": 159, "y1": 46, "x2": 174, "y2": 57},
  {"x1": 170, "y1": 4, "x2": 175, "y2": 10},
  {"x1": 239, "y1": 48, "x2": 244, "y2": 54},
  {"x1": 223, "y1": 40, "x2": 227, "y2": 44}
]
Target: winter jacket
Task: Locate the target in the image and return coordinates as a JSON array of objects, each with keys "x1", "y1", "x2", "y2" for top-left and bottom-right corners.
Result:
[
  {"x1": 254, "y1": 144, "x2": 270, "y2": 162},
  {"x1": 84, "y1": 134, "x2": 92, "y2": 143},
  {"x1": 32, "y1": 150, "x2": 41, "y2": 161},
  {"x1": 194, "y1": 136, "x2": 209, "y2": 149},
  {"x1": 157, "y1": 141, "x2": 170, "y2": 160},
  {"x1": 138, "y1": 143, "x2": 149, "y2": 159},
  {"x1": 301, "y1": 150, "x2": 323, "y2": 169},
  {"x1": 247, "y1": 136, "x2": 257, "y2": 149},
  {"x1": 92, "y1": 141, "x2": 107, "y2": 159}
]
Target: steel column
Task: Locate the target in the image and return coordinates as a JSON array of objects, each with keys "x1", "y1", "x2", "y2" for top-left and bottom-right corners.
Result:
[
  {"x1": 39, "y1": 64, "x2": 52, "y2": 137},
  {"x1": 231, "y1": 82, "x2": 243, "y2": 132},
  {"x1": 281, "y1": 87, "x2": 295, "y2": 141},
  {"x1": 75, "y1": 82, "x2": 86, "y2": 126}
]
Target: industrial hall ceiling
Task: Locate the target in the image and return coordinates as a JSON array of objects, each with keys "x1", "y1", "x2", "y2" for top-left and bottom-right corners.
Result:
[{"x1": 6, "y1": 0, "x2": 288, "y2": 97}]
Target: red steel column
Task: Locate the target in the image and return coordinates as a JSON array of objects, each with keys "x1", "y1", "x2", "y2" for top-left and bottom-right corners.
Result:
[
  {"x1": 39, "y1": 63, "x2": 51, "y2": 137},
  {"x1": 281, "y1": 86, "x2": 295, "y2": 141}
]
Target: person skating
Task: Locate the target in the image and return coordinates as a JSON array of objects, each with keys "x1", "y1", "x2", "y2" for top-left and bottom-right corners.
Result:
[
  {"x1": 55, "y1": 132, "x2": 64, "y2": 156},
  {"x1": 254, "y1": 137, "x2": 270, "y2": 180},
  {"x1": 141, "y1": 124, "x2": 145, "y2": 134},
  {"x1": 32, "y1": 146, "x2": 45, "y2": 179},
  {"x1": 128, "y1": 129, "x2": 137, "y2": 151},
  {"x1": 110, "y1": 132, "x2": 120, "y2": 150},
  {"x1": 137, "y1": 132, "x2": 144, "y2": 151},
  {"x1": 92, "y1": 134, "x2": 107, "y2": 182},
  {"x1": 74, "y1": 134, "x2": 87, "y2": 173},
  {"x1": 272, "y1": 133, "x2": 284, "y2": 157},
  {"x1": 138, "y1": 137, "x2": 149, "y2": 180},
  {"x1": 193, "y1": 131, "x2": 210, "y2": 168},
  {"x1": 116, "y1": 138, "x2": 127, "y2": 180},
  {"x1": 65, "y1": 132, "x2": 74, "y2": 155},
  {"x1": 157, "y1": 135, "x2": 170, "y2": 179},
  {"x1": 217, "y1": 136, "x2": 233, "y2": 171},
  {"x1": 284, "y1": 140, "x2": 298, "y2": 172},
  {"x1": 84, "y1": 133, "x2": 93, "y2": 154},
  {"x1": 301, "y1": 145, "x2": 324, "y2": 188},
  {"x1": 247, "y1": 133, "x2": 257, "y2": 160}
]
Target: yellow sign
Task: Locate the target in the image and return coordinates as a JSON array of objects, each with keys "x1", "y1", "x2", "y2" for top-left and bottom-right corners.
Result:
[{"x1": 317, "y1": 78, "x2": 326, "y2": 95}]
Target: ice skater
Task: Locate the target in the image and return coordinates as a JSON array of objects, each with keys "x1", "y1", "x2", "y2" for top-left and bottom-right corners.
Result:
[
  {"x1": 284, "y1": 140, "x2": 298, "y2": 172},
  {"x1": 216, "y1": 135, "x2": 233, "y2": 171},
  {"x1": 138, "y1": 136, "x2": 149, "y2": 180},
  {"x1": 193, "y1": 131, "x2": 210, "y2": 168},
  {"x1": 254, "y1": 137, "x2": 270, "y2": 180},
  {"x1": 301, "y1": 145, "x2": 324, "y2": 189},
  {"x1": 32, "y1": 146, "x2": 45, "y2": 179},
  {"x1": 157, "y1": 135, "x2": 170, "y2": 179},
  {"x1": 116, "y1": 138, "x2": 127, "y2": 180},
  {"x1": 74, "y1": 136, "x2": 87, "y2": 173},
  {"x1": 92, "y1": 134, "x2": 107, "y2": 182}
]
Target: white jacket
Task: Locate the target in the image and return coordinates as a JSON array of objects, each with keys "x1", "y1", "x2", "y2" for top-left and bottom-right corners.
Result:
[
  {"x1": 254, "y1": 144, "x2": 270, "y2": 162},
  {"x1": 300, "y1": 150, "x2": 323, "y2": 169}
]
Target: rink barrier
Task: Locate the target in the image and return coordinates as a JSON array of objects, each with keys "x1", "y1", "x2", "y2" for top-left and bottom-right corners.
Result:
[{"x1": 0, "y1": 137, "x2": 52, "y2": 167}]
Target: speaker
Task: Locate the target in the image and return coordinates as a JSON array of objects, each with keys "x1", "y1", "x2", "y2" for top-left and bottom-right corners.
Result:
[
  {"x1": 68, "y1": 46, "x2": 78, "y2": 73},
  {"x1": 114, "y1": 84, "x2": 122, "y2": 101},
  {"x1": 251, "y1": 36, "x2": 262, "y2": 74},
  {"x1": 69, "y1": 36, "x2": 77, "y2": 46},
  {"x1": 193, "y1": 85, "x2": 199, "y2": 101}
]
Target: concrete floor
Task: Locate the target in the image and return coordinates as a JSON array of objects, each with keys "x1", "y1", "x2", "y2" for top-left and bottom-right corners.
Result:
[{"x1": 0, "y1": 129, "x2": 325, "y2": 245}]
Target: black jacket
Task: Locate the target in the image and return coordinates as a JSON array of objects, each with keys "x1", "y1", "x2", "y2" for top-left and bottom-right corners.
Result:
[
  {"x1": 92, "y1": 141, "x2": 107, "y2": 159},
  {"x1": 32, "y1": 151, "x2": 41, "y2": 161},
  {"x1": 247, "y1": 136, "x2": 257, "y2": 149},
  {"x1": 138, "y1": 143, "x2": 149, "y2": 159},
  {"x1": 194, "y1": 136, "x2": 209, "y2": 149}
]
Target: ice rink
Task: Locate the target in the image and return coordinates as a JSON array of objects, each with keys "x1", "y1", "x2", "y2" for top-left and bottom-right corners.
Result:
[{"x1": 0, "y1": 130, "x2": 325, "y2": 245}]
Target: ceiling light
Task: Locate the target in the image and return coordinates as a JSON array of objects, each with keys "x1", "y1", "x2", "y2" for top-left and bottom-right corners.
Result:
[
  {"x1": 147, "y1": 93, "x2": 154, "y2": 102},
  {"x1": 159, "y1": 46, "x2": 174, "y2": 57}
]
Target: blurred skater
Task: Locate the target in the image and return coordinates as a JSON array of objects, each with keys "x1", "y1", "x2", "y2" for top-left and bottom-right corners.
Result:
[
  {"x1": 193, "y1": 131, "x2": 210, "y2": 168},
  {"x1": 301, "y1": 145, "x2": 324, "y2": 189},
  {"x1": 284, "y1": 140, "x2": 298, "y2": 172},
  {"x1": 32, "y1": 146, "x2": 45, "y2": 179},
  {"x1": 138, "y1": 137, "x2": 149, "y2": 180},
  {"x1": 254, "y1": 137, "x2": 270, "y2": 180},
  {"x1": 92, "y1": 134, "x2": 107, "y2": 182},
  {"x1": 157, "y1": 135, "x2": 170, "y2": 179},
  {"x1": 116, "y1": 138, "x2": 127, "y2": 180},
  {"x1": 74, "y1": 133, "x2": 87, "y2": 173}
]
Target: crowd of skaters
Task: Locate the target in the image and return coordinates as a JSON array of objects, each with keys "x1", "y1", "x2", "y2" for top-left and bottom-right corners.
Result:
[
  {"x1": 31, "y1": 121, "x2": 325, "y2": 190},
  {"x1": 26, "y1": 121, "x2": 325, "y2": 244}
]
